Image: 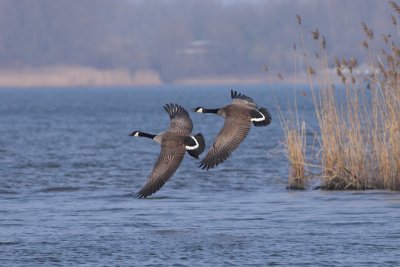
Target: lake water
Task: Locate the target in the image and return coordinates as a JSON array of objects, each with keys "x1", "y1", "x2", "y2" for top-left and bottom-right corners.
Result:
[{"x1": 1, "y1": 86, "x2": 399, "y2": 266}]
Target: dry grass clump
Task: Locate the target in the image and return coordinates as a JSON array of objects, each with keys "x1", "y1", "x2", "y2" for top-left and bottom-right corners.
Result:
[
  {"x1": 285, "y1": 122, "x2": 307, "y2": 189},
  {"x1": 278, "y1": 102, "x2": 308, "y2": 189},
  {"x1": 282, "y1": 2, "x2": 400, "y2": 190}
]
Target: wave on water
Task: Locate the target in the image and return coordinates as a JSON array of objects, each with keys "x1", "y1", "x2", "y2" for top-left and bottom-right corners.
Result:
[
  {"x1": 38, "y1": 186, "x2": 81, "y2": 193},
  {"x1": 0, "y1": 189, "x2": 18, "y2": 195}
]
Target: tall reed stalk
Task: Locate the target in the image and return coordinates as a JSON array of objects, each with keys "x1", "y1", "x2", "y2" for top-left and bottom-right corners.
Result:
[{"x1": 278, "y1": 18, "x2": 308, "y2": 189}]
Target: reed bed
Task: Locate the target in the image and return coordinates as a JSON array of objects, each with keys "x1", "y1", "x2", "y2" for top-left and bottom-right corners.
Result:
[{"x1": 282, "y1": 1, "x2": 400, "y2": 190}]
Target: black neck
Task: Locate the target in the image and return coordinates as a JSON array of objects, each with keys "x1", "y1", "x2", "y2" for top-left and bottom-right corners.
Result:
[
  {"x1": 203, "y1": 108, "x2": 219, "y2": 114},
  {"x1": 139, "y1": 132, "x2": 156, "y2": 139}
]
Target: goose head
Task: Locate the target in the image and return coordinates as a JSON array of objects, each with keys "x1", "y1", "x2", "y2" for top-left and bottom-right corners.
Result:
[
  {"x1": 129, "y1": 131, "x2": 140, "y2": 137},
  {"x1": 192, "y1": 107, "x2": 204, "y2": 113}
]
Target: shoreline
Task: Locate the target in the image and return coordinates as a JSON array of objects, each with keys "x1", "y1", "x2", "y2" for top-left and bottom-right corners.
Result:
[
  {"x1": 0, "y1": 66, "x2": 314, "y2": 88},
  {"x1": 0, "y1": 66, "x2": 162, "y2": 88}
]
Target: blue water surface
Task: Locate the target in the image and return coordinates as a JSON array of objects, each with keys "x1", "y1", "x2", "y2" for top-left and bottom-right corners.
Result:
[{"x1": 0, "y1": 85, "x2": 399, "y2": 266}]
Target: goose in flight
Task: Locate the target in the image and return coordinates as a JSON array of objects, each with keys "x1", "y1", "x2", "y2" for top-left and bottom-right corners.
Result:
[
  {"x1": 130, "y1": 104, "x2": 205, "y2": 198},
  {"x1": 192, "y1": 90, "x2": 271, "y2": 170}
]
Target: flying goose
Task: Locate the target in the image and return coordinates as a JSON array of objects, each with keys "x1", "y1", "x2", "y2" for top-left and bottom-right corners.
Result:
[
  {"x1": 192, "y1": 90, "x2": 271, "y2": 170},
  {"x1": 129, "y1": 103, "x2": 205, "y2": 198}
]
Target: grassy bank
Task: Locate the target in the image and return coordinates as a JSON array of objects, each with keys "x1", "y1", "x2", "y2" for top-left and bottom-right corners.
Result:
[{"x1": 282, "y1": 1, "x2": 400, "y2": 190}]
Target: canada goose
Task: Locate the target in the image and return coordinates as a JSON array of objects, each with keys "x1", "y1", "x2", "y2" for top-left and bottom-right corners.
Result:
[
  {"x1": 129, "y1": 103, "x2": 205, "y2": 198},
  {"x1": 192, "y1": 90, "x2": 271, "y2": 170}
]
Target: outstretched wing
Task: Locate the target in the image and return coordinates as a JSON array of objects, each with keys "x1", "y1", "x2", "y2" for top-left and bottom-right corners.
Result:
[
  {"x1": 231, "y1": 90, "x2": 257, "y2": 108},
  {"x1": 199, "y1": 118, "x2": 251, "y2": 170},
  {"x1": 136, "y1": 142, "x2": 185, "y2": 198},
  {"x1": 164, "y1": 103, "x2": 193, "y2": 134}
]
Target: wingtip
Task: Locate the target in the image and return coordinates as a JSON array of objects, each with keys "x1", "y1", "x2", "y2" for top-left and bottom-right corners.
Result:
[
  {"x1": 135, "y1": 192, "x2": 144, "y2": 199},
  {"x1": 199, "y1": 165, "x2": 208, "y2": 170},
  {"x1": 163, "y1": 103, "x2": 189, "y2": 119},
  {"x1": 199, "y1": 162, "x2": 205, "y2": 170},
  {"x1": 135, "y1": 190, "x2": 148, "y2": 199},
  {"x1": 163, "y1": 103, "x2": 169, "y2": 111},
  {"x1": 199, "y1": 161, "x2": 210, "y2": 170}
]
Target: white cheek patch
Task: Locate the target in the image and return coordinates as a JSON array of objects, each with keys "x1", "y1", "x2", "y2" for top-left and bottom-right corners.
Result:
[
  {"x1": 185, "y1": 135, "x2": 199, "y2": 150},
  {"x1": 134, "y1": 132, "x2": 140, "y2": 137},
  {"x1": 251, "y1": 110, "x2": 265, "y2": 122},
  {"x1": 196, "y1": 108, "x2": 204, "y2": 113}
]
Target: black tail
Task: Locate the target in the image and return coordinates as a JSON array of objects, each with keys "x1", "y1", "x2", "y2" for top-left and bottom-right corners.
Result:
[
  {"x1": 184, "y1": 133, "x2": 206, "y2": 159},
  {"x1": 251, "y1": 107, "x2": 272, "y2": 127}
]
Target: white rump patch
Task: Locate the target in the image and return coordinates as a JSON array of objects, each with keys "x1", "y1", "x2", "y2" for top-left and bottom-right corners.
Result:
[
  {"x1": 185, "y1": 135, "x2": 199, "y2": 150},
  {"x1": 251, "y1": 110, "x2": 265, "y2": 122}
]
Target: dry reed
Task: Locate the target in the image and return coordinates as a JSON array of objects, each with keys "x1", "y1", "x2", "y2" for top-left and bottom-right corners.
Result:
[
  {"x1": 282, "y1": 1, "x2": 400, "y2": 190},
  {"x1": 278, "y1": 103, "x2": 308, "y2": 189},
  {"x1": 285, "y1": 121, "x2": 307, "y2": 189}
]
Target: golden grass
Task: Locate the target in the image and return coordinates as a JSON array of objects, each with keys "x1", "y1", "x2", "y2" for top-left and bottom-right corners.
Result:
[{"x1": 282, "y1": 2, "x2": 400, "y2": 190}]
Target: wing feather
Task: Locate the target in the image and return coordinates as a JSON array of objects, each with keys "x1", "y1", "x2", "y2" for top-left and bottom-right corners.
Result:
[
  {"x1": 231, "y1": 90, "x2": 257, "y2": 108},
  {"x1": 136, "y1": 141, "x2": 185, "y2": 198},
  {"x1": 164, "y1": 103, "x2": 193, "y2": 134},
  {"x1": 199, "y1": 118, "x2": 251, "y2": 170}
]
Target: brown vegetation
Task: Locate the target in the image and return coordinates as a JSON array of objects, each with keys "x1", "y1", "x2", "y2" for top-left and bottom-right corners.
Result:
[
  {"x1": 281, "y1": 117, "x2": 308, "y2": 190},
  {"x1": 282, "y1": 2, "x2": 400, "y2": 190}
]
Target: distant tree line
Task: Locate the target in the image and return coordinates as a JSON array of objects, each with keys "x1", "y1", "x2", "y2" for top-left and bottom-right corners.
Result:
[{"x1": 0, "y1": 0, "x2": 394, "y2": 82}]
